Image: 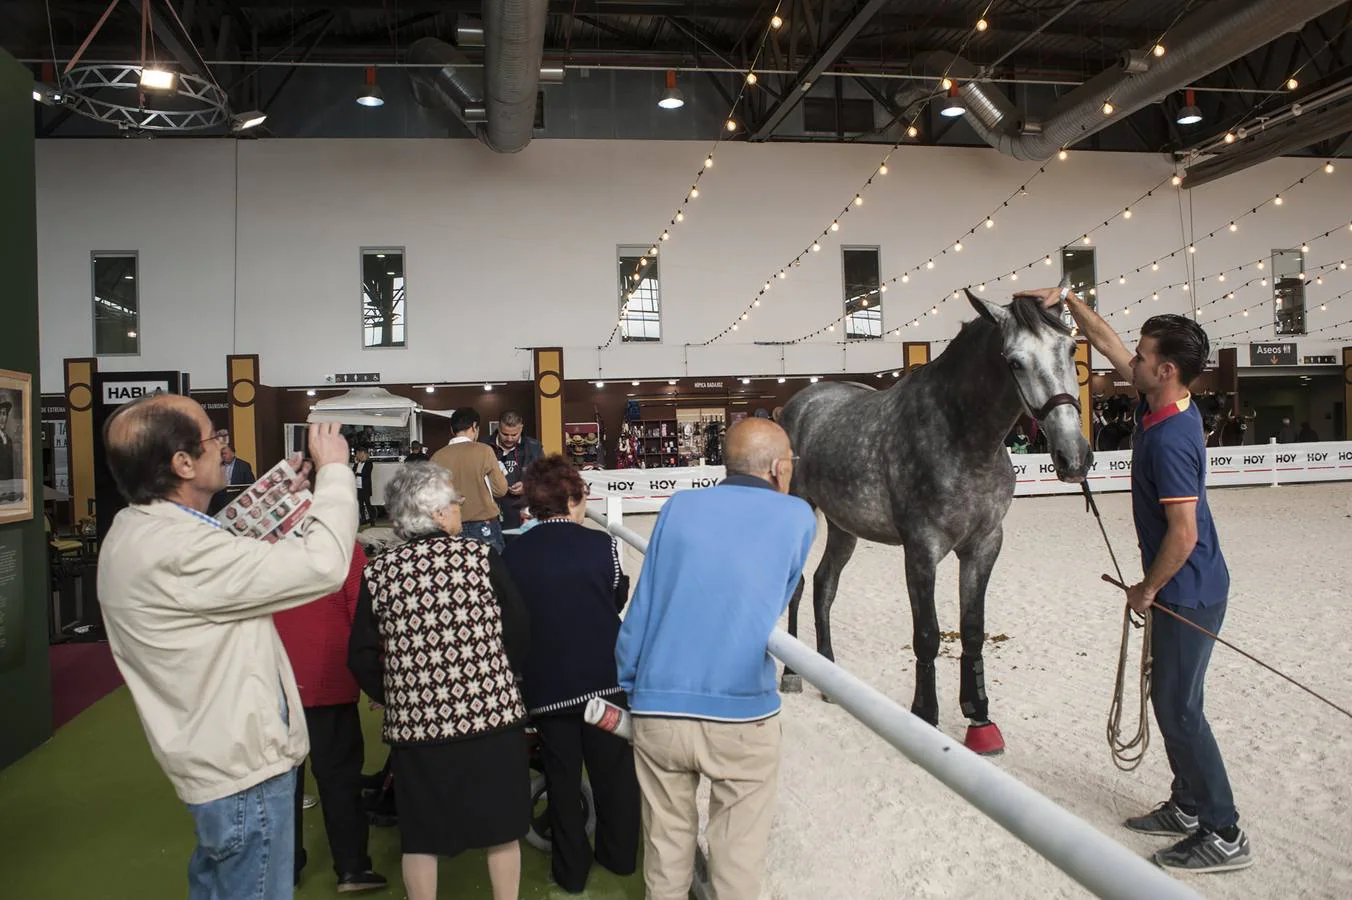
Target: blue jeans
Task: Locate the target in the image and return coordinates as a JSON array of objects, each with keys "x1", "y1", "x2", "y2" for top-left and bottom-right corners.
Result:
[
  {"x1": 1151, "y1": 600, "x2": 1237, "y2": 831},
  {"x1": 462, "y1": 518, "x2": 505, "y2": 555},
  {"x1": 186, "y1": 768, "x2": 298, "y2": 900}
]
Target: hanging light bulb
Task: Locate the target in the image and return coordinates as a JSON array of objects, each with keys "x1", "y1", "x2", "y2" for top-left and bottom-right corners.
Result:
[
  {"x1": 690, "y1": 187, "x2": 699, "y2": 199},
  {"x1": 1224, "y1": 131, "x2": 1236, "y2": 143},
  {"x1": 1301, "y1": 243, "x2": 1310, "y2": 253},
  {"x1": 831, "y1": 220, "x2": 840, "y2": 232},
  {"x1": 926, "y1": 259, "x2": 935, "y2": 269},
  {"x1": 1010, "y1": 272, "x2": 1019, "y2": 281},
  {"x1": 1058, "y1": 149, "x2": 1069, "y2": 161},
  {"x1": 1182, "y1": 283, "x2": 1190, "y2": 291},
  {"x1": 704, "y1": 155, "x2": 713, "y2": 168},
  {"x1": 778, "y1": 269, "x2": 787, "y2": 279},
  {"x1": 1287, "y1": 77, "x2": 1299, "y2": 90},
  {"x1": 1321, "y1": 303, "x2": 1327, "y2": 310},
  {"x1": 1243, "y1": 309, "x2": 1249, "y2": 317},
  {"x1": 1153, "y1": 44, "x2": 1166, "y2": 57},
  {"x1": 1152, "y1": 292, "x2": 1160, "y2": 300},
  {"x1": 1316, "y1": 275, "x2": 1324, "y2": 285},
  {"x1": 1123, "y1": 208, "x2": 1132, "y2": 219},
  {"x1": 1341, "y1": 262, "x2": 1347, "y2": 270},
  {"x1": 901, "y1": 274, "x2": 909, "y2": 283},
  {"x1": 1188, "y1": 244, "x2": 1196, "y2": 253},
  {"x1": 954, "y1": 241, "x2": 963, "y2": 252},
  {"x1": 649, "y1": 245, "x2": 657, "y2": 255},
  {"x1": 1257, "y1": 260, "x2": 1264, "y2": 269},
  {"x1": 978, "y1": 283, "x2": 987, "y2": 292},
  {"x1": 811, "y1": 241, "x2": 821, "y2": 252},
  {"x1": 1152, "y1": 262, "x2": 1160, "y2": 271},
  {"x1": 985, "y1": 217, "x2": 995, "y2": 228},
  {"x1": 880, "y1": 284, "x2": 888, "y2": 292},
  {"x1": 1261, "y1": 278, "x2": 1268, "y2": 286},
  {"x1": 1326, "y1": 161, "x2": 1336, "y2": 174},
  {"x1": 1219, "y1": 273, "x2": 1226, "y2": 282},
  {"x1": 725, "y1": 118, "x2": 737, "y2": 132},
  {"x1": 770, "y1": 14, "x2": 783, "y2": 28},
  {"x1": 1229, "y1": 221, "x2": 1238, "y2": 232},
  {"x1": 753, "y1": 298, "x2": 760, "y2": 307},
  {"x1": 675, "y1": 210, "x2": 684, "y2": 222},
  {"x1": 931, "y1": 306, "x2": 940, "y2": 315},
  {"x1": 827, "y1": 324, "x2": 834, "y2": 332},
  {"x1": 1119, "y1": 275, "x2": 1126, "y2": 284},
  {"x1": 660, "y1": 230, "x2": 670, "y2": 241},
  {"x1": 1102, "y1": 100, "x2": 1115, "y2": 115},
  {"x1": 941, "y1": 77, "x2": 953, "y2": 90},
  {"x1": 975, "y1": 17, "x2": 988, "y2": 31},
  {"x1": 746, "y1": 72, "x2": 758, "y2": 85},
  {"x1": 1082, "y1": 234, "x2": 1092, "y2": 244},
  {"x1": 1172, "y1": 174, "x2": 1183, "y2": 186},
  {"x1": 1123, "y1": 308, "x2": 1130, "y2": 315},
  {"x1": 1274, "y1": 195, "x2": 1283, "y2": 205},
  {"x1": 1044, "y1": 255, "x2": 1053, "y2": 265},
  {"x1": 764, "y1": 281, "x2": 771, "y2": 290},
  {"x1": 740, "y1": 313, "x2": 748, "y2": 321},
  {"x1": 854, "y1": 194, "x2": 863, "y2": 206},
  {"x1": 906, "y1": 124, "x2": 919, "y2": 138}
]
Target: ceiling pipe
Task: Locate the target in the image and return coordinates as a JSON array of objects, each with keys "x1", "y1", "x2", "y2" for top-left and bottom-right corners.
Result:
[
  {"x1": 911, "y1": 0, "x2": 1346, "y2": 162},
  {"x1": 1183, "y1": 96, "x2": 1352, "y2": 186}
]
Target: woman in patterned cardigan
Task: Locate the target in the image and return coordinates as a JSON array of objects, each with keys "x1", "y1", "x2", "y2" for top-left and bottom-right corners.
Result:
[{"x1": 348, "y1": 462, "x2": 530, "y2": 900}]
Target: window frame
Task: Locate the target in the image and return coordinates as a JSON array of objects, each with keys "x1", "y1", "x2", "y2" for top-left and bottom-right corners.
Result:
[
  {"x1": 841, "y1": 244, "x2": 884, "y2": 341},
  {"x1": 1060, "y1": 246, "x2": 1099, "y2": 312},
  {"x1": 1271, "y1": 248, "x2": 1307, "y2": 336},
  {"x1": 360, "y1": 246, "x2": 408, "y2": 350},
  {"x1": 617, "y1": 244, "x2": 662, "y2": 344},
  {"x1": 91, "y1": 251, "x2": 141, "y2": 358}
]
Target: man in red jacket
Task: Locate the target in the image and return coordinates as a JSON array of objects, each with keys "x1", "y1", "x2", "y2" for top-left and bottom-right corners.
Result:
[{"x1": 275, "y1": 542, "x2": 388, "y2": 893}]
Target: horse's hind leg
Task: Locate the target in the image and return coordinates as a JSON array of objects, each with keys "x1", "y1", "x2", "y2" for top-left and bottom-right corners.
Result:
[
  {"x1": 812, "y1": 520, "x2": 858, "y2": 665},
  {"x1": 957, "y1": 525, "x2": 1006, "y2": 755},
  {"x1": 779, "y1": 575, "x2": 808, "y2": 693}
]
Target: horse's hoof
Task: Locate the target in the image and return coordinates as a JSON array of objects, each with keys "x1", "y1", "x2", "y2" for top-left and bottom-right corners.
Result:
[
  {"x1": 780, "y1": 674, "x2": 803, "y2": 693},
  {"x1": 964, "y1": 721, "x2": 1005, "y2": 756}
]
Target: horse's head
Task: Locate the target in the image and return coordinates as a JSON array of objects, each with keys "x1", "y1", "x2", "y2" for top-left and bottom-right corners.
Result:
[{"x1": 965, "y1": 288, "x2": 1093, "y2": 482}]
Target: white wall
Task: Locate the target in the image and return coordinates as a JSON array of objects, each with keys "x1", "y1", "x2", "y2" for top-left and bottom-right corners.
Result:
[{"x1": 36, "y1": 138, "x2": 1352, "y2": 389}]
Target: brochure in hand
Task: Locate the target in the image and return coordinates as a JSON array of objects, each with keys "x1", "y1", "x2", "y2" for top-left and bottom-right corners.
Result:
[{"x1": 214, "y1": 459, "x2": 312, "y2": 543}]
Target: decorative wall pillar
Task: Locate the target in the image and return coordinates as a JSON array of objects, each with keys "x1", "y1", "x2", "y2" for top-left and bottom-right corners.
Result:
[
  {"x1": 1343, "y1": 346, "x2": 1352, "y2": 440},
  {"x1": 902, "y1": 342, "x2": 930, "y2": 375},
  {"x1": 227, "y1": 355, "x2": 260, "y2": 472},
  {"x1": 62, "y1": 358, "x2": 97, "y2": 519},
  {"x1": 533, "y1": 348, "x2": 564, "y2": 456},
  {"x1": 1075, "y1": 340, "x2": 1093, "y2": 441}
]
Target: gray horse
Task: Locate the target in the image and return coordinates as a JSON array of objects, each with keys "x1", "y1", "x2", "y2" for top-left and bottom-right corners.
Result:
[{"x1": 779, "y1": 290, "x2": 1092, "y2": 754}]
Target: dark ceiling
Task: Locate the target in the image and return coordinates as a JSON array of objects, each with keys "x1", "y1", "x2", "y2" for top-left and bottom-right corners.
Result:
[{"x1": 5, "y1": 0, "x2": 1352, "y2": 158}]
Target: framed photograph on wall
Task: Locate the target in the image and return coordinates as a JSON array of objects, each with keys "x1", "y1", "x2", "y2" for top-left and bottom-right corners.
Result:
[{"x1": 0, "y1": 370, "x2": 33, "y2": 526}]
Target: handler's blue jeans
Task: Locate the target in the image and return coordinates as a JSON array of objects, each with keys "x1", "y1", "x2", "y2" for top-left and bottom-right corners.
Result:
[
  {"x1": 1151, "y1": 600, "x2": 1237, "y2": 831},
  {"x1": 185, "y1": 768, "x2": 297, "y2": 900}
]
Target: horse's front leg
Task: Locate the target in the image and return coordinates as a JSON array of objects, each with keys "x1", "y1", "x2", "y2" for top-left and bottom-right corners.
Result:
[
  {"x1": 957, "y1": 525, "x2": 1006, "y2": 755},
  {"x1": 904, "y1": 545, "x2": 942, "y2": 726}
]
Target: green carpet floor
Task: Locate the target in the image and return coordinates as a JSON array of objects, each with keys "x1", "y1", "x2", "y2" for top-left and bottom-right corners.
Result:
[{"x1": 0, "y1": 687, "x2": 645, "y2": 899}]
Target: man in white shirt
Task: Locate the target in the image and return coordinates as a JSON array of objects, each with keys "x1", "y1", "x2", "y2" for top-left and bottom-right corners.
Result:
[{"x1": 98, "y1": 394, "x2": 357, "y2": 900}]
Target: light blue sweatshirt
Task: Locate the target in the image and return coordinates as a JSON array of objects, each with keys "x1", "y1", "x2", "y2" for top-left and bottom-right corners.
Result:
[{"x1": 616, "y1": 475, "x2": 817, "y2": 721}]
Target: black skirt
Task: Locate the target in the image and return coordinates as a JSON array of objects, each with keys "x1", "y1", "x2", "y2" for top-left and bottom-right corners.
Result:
[{"x1": 391, "y1": 725, "x2": 531, "y2": 857}]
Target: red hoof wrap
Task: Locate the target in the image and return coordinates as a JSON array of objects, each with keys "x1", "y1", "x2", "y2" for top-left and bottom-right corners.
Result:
[{"x1": 964, "y1": 722, "x2": 1005, "y2": 755}]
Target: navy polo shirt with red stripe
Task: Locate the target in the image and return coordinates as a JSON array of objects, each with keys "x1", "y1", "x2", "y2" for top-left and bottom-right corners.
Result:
[{"x1": 1131, "y1": 396, "x2": 1230, "y2": 609}]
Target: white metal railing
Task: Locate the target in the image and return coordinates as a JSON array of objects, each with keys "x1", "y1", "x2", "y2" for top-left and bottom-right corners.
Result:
[{"x1": 588, "y1": 507, "x2": 1202, "y2": 900}]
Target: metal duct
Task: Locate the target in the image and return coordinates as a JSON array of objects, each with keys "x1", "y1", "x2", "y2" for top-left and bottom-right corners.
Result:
[
  {"x1": 481, "y1": 0, "x2": 548, "y2": 153},
  {"x1": 407, "y1": 0, "x2": 548, "y2": 153},
  {"x1": 1184, "y1": 96, "x2": 1352, "y2": 187},
  {"x1": 915, "y1": 0, "x2": 1346, "y2": 162}
]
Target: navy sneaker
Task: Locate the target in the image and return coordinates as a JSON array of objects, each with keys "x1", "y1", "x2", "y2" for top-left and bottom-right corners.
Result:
[
  {"x1": 1154, "y1": 828, "x2": 1254, "y2": 873},
  {"x1": 1124, "y1": 800, "x2": 1199, "y2": 837}
]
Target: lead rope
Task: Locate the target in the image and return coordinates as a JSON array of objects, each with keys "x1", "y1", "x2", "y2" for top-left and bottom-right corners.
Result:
[{"x1": 1081, "y1": 482, "x2": 1153, "y2": 771}]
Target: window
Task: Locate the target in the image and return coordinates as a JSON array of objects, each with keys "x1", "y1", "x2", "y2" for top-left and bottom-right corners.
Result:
[
  {"x1": 92, "y1": 253, "x2": 139, "y2": 356},
  {"x1": 1061, "y1": 247, "x2": 1098, "y2": 311},
  {"x1": 362, "y1": 248, "x2": 406, "y2": 348},
  {"x1": 618, "y1": 246, "x2": 661, "y2": 342},
  {"x1": 1272, "y1": 248, "x2": 1306, "y2": 335},
  {"x1": 843, "y1": 246, "x2": 882, "y2": 339}
]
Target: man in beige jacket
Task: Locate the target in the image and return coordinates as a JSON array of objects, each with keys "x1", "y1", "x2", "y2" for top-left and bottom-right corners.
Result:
[{"x1": 97, "y1": 394, "x2": 357, "y2": 900}]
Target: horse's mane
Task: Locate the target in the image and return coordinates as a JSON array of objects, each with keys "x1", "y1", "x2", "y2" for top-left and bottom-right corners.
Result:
[{"x1": 1008, "y1": 294, "x2": 1072, "y2": 336}]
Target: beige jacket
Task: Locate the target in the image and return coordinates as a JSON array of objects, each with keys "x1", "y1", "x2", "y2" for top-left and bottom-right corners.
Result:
[
  {"x1": 97, "y1": 464, "x2": 358, "y2": 805},
  {"x1": 429, "y1": 437, "x2": 508, "y2": 523}
]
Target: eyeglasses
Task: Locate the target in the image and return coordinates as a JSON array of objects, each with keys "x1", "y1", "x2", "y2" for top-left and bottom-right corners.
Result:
[
  {"x1": 199, "y1": 433, "x2": 228, "y2": 448},
  {"x1": 778, "y1": 455, "x2": 801, "y2": 464}
]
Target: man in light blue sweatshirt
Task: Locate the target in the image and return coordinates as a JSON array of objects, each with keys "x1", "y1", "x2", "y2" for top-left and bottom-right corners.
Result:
[{"x1": 616, "y1": 418, "x2": 817, "y2": 900}]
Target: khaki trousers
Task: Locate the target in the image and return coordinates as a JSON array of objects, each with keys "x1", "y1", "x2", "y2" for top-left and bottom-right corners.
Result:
[{"x1": 632, "y1": 716, "x2": 781, "y2": 900}]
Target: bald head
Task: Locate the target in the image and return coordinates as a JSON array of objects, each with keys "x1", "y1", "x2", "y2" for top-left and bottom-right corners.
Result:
[
  {"x1": 104, "y1": 394, "x2": 222, "y2": 505},
  {"x1": 725, "y1": 418, "x2": 792, "y2": 480}
]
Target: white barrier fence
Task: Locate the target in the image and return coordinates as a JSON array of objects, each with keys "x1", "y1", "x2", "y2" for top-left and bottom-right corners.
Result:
[
  {"x1": 588, "y1": 508, "x2": 1202, "y2": 900},
  {"x1": 584, "y1": 440, "x2": 1352, "y2": 511}
]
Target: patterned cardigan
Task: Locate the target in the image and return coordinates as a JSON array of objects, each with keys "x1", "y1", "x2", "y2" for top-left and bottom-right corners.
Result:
[{"x1": 348, "y1": 533, "x2": 529, "y2": 746}]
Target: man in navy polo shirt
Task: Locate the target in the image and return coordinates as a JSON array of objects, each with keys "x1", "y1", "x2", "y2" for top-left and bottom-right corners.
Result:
[{"x1": 1021, "y1": 287, "x2": 1252, "y2": 874}]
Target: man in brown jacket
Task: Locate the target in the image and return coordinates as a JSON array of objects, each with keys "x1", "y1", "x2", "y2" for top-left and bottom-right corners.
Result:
[
  {"x1": 429, "y1": 408, "x2": 508, "y2": 553},
  {"x1": 97, "y1": 394, "x2": 358, "y2": 900}
]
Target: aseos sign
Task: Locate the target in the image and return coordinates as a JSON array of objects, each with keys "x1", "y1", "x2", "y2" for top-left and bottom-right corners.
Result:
[{"x1": 1249, "y1": 342, "x2": 1296, "y2": 366}]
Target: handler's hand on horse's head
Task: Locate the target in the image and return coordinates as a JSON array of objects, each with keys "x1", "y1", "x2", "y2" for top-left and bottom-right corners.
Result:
[{"x1": 1015, "y1": 286, "x2": 1074, "y2": 308}]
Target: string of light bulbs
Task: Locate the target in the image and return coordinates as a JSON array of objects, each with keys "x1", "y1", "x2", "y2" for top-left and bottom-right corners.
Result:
[
  {"x1": 1098, "y1": 2, "x2": 1198, "y2": 119},
  {"x1": 601, "y1": 4, "x2": 786, "y2": 349},
  {"x1": 695, "y1": 2, "x2": 998, "y2": 346}
]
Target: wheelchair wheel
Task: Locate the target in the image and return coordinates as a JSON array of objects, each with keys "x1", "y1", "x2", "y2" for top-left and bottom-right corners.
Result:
[{"x1": 525, "y1": 772, "x2": 596, "y2": 852}]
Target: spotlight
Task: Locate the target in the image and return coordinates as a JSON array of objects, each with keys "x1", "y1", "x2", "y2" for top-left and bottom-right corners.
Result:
[
  {"x1": 595, "y1": 381, "x2": 605, "y2": 387},
  {"x1": 939, "y1": 86, "x2": 965, "y2": 118},
  {"x1": 356, "y1": 67, "x2": 384, "y2": 107},
  {"x1": 741, "y1": 378, "x2": 751, "y2": 385},
  {"x1": 231, "y1": 110, "x2": 267, "y2": 132},
  {"x1": 1175, "y1": 88, "x2": 1202, "y2": 125},
  {"x1": 139, "y1": 67, "x2": 177, "y2": 92},
  {"x1": 306, "y1": 389, "x2": 317, "y2": 397},
  {"x1": 658, "y1": 70, "x2": 686, "y2": 109},
  {"x1": 425, "y1": 385, "x2": 435, "y2": 394},
  {"x1": 483, "y1": 384, "x2": 493, "y2": 392},
  {"x1": 778, "y1": 376, "x2": 786, "y2": 383},
  {"x1": 668, "y1": 379, "x2": 677, "y2": 385},
  {"x1": 632, "y1": 380, "x2": 640, "y2": 386}
]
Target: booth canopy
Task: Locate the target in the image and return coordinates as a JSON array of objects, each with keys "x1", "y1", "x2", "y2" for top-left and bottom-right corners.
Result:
[{"x1": 305, "y1": 388, "x2": 454, "y2": 428}]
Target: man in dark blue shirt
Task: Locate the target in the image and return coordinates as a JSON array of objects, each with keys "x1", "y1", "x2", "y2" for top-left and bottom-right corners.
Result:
[{"x1": 1023, "y1": 287, "x2": 1251, "y2": 874}]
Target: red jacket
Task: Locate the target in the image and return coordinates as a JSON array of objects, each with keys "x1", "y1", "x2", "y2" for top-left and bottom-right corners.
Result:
[{"x1": 274, "y1": 543, "x2": 367, "y2": 708}]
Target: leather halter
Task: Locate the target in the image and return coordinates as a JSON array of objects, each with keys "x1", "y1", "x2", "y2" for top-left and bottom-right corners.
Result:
[{"x1": 1005, "y1": 358, "x2": 1080, "y2": 423}]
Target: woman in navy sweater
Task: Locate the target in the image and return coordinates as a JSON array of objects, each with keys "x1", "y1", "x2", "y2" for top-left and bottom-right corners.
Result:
[{"x1": 503, "y1": 455, "x2": 640, "y2": 893}]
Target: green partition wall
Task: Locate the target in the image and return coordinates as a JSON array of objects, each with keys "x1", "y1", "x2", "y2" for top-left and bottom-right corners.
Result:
[{"x1": 0, "y1": 49, "x2": 51, "y2": 769}]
